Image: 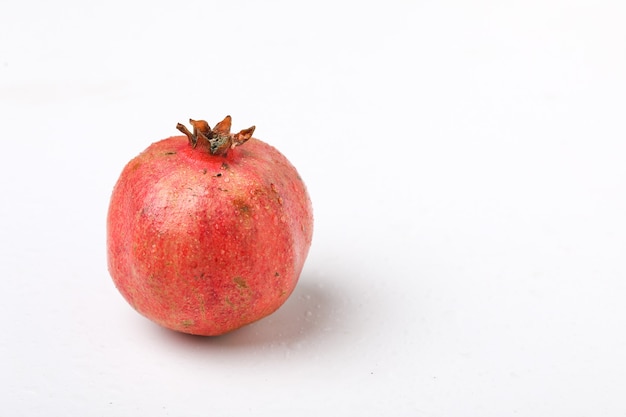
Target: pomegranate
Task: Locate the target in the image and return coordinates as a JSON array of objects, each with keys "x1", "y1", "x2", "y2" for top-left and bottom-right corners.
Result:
[{"x1": 107, "y1": 116, "x2": 313, "y2": 336}]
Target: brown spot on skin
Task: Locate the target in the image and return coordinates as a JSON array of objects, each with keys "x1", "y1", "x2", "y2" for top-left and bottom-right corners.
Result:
[
  {"x1": 233, "y1": 197, "x2": 251, "y2": 216},
  {"x1": 233, "y1": 276, "x2": 248, "y2": 288}
]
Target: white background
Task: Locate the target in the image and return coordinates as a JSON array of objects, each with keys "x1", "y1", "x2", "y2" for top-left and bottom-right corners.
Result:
[{"x1": 1, "y1": 0, "x2": 626, "y2": 415}]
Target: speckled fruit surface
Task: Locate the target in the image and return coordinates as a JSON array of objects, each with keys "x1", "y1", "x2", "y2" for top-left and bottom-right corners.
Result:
[{"x1": 107, "y1": 116, "x2": 313, "y2": 336}]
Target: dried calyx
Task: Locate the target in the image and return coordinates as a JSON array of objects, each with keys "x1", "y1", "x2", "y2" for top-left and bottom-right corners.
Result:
[{"x1": 176, "y1": 116, "x2": 255, "y2": 156}]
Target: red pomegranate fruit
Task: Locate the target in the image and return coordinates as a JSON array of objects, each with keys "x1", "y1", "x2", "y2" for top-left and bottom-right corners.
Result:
[{"x1": 107, "y1": 116, "x2": 313, "y2": 336}]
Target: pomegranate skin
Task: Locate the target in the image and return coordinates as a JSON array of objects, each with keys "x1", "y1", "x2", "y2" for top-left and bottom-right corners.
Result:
[{"x1": 107, "y1": 133, "x2": 313, "y2": 336}]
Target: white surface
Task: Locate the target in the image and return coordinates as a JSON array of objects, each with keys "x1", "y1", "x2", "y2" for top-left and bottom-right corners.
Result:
[{"x1": 2, "y1": 1, "x2": 626, "y2": 415}]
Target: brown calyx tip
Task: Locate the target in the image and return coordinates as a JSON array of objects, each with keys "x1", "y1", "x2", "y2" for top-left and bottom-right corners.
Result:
[
  {"x1": 176, "y1": 116, "x2": 255, "y2": 156},
  {"x1": 213, "y1": 115, "x2": 232, "y2": 135}
]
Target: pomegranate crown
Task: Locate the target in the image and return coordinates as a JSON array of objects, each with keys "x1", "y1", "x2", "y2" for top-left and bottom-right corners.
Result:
[{"x1": 176, "y1": 115, "x2": 255, "y2": 156}]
